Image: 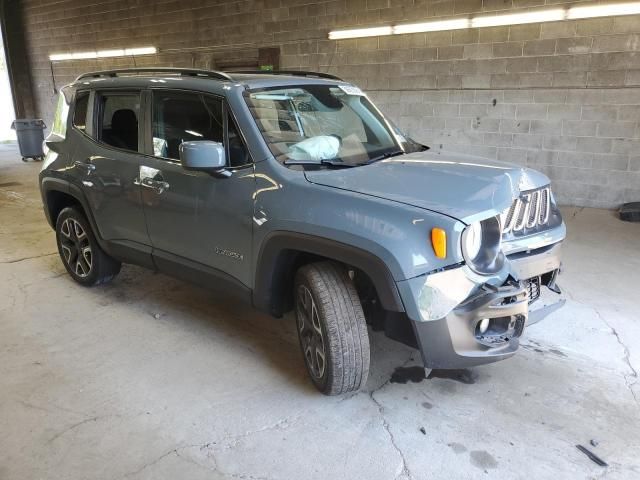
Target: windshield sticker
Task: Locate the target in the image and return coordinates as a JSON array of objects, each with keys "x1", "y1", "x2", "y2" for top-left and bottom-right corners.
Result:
[{"x1": 338, "y1": 85, "x2": 364, "y2": 96}]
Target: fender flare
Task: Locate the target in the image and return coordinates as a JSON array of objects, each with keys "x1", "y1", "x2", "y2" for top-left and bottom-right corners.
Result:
[
  {"x1": 39, "y1": 176, "x2": 103, "y2": 245},
  {"x1": 253, "y1": 231, "x2": 405, "y2": 316}
]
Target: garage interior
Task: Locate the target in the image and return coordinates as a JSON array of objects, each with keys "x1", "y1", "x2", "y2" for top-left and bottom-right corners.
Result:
[{"x1": 1, "y1": 0, "x2": 639, "y2": 479}]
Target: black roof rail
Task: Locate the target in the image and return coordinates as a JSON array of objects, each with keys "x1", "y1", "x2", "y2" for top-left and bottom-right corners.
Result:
[
  {"x1": 229, "y1": 70, "x2": 343, "y2": 81},
  {"x1": 74, "y1": 68, "x2": 233, "y2": 82}
]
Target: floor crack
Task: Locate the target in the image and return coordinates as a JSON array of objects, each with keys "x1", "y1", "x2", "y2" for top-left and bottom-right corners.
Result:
[
  {"x1": 594, "y1": 308, "x2": 639, "y2": 405},
  {"x1": 368, "y1": 353, "x2": 415, "y2": 480},
  {"x1": 0, "y1": 252, "x2": 57, "y2": 264}
]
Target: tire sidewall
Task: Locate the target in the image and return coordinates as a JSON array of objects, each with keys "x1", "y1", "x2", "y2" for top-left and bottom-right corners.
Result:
[
  {"x1": 294, "y1": 270, "x2": 333, "y2": 392},
  {"x1": 55, "y1": 207, "x2": 101, "y2": 286}
]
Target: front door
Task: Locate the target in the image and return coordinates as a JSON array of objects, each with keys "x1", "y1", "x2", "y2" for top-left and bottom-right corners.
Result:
[
  {"x1": 71, "y1": 89, "x2": 152, "y2": 262},
  {"x1": 139, "y1": 89, "x2": 255, "y2": 287}
]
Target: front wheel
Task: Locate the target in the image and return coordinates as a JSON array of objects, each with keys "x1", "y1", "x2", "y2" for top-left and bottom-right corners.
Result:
[
  {"x1": 55, "y1": 207, "x2": 121, "y2": 286},
  {"x1": 294, "y1": 261, "x2": 370, "y2": 395}
]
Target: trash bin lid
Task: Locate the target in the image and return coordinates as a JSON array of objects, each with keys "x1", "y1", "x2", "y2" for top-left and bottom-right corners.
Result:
[{"x1": 11, "y1": 119, "x2": 46, "y2": 129}]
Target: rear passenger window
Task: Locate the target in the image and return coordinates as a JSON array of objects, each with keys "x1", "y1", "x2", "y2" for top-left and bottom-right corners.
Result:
[
  {"x1": 72, "y1": 92, "x2": 89, "y2": 131},
  {"x1": 152, "y1": 91, "x2": 223, "y2": 161},
  {"x1": 97, "y1": 93, "x2": 140, "y2": 152}
]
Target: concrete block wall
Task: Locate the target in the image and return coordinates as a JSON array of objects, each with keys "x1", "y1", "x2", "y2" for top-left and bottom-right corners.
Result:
[{"x1": 14, "y1": 0, "x2": 640, "y2": 207}]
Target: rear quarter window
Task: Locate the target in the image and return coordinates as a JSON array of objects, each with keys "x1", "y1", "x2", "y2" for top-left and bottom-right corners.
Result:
[
  {"x1": 72, "y1": 91, "x2": 90, "y2": 132},
  {"x1": 50, "y1": 91, "x2": 70, "y2": 139}
]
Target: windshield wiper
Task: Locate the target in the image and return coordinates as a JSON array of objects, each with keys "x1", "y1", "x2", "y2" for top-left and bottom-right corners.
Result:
[
  {"x1": 361, "y1": 149, "x2": 405, "y2": 165},
  {"x1": 284, "y1": 159, "x2": 356, "y2": 168}
]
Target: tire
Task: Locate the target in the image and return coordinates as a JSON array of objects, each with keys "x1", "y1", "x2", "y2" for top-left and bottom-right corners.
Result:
[
  {"x1": 294, "y1": 261, "x2": 370, "y2": 395},
  {"x1": 55, "y1": 207, "x2": 121, "y2": 286}
]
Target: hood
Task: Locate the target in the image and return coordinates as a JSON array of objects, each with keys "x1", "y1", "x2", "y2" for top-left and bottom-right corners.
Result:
[{"x1": 304, "y1": 150, "x2": 551, "y2": 224}]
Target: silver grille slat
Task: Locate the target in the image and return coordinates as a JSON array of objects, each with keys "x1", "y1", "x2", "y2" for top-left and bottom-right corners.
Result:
[{"x1": 501, "y1": 187, "x2": 551, "y2": 235}]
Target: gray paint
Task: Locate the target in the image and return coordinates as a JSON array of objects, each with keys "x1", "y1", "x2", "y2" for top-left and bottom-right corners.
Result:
[{"x1": 40, "y1": 71, "x2": 566, "y2": 369}]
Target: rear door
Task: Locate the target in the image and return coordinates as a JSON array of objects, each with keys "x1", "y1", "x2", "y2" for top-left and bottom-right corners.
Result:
[
  {"x1": 139, "y1": 89, "x2": 255, "y2": 287},
  {"x1": 71, "y1": 89, "x2": 152, "y2": 263}
]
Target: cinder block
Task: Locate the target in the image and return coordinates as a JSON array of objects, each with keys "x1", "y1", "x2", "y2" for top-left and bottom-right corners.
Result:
[
  {"x1": 518, "y1": 73, "x2": 553, "y2": 87},
  {"x1": 577, "y1": 136, "x2": 613, "y2": 153},
  {"x1": 530, "y1": 119, "x2": 563, "y2": 135},
  {"x1": 592, "y1": 154, "x2": 631, "y2": 171},
  {"x1": 437, "y1": 75, "x2": 462, "y2": 88},
  {"x1": 472, "y1": 117, "x2": 501, "y2": 132},
  {"x1": 506, "y1": 57, "x2": 537, "y2": 73},
  {"x1": 445, "y1": 117, "x2": 472, "y2": 130},
  {"x1": 513, "y1": 133, "x2": 542, "y2": 148},
  {"x1": 555, "y1": 37, "x2": 593, "y2": 54},
  {"x1": 509, "y1": 24, "x2": 541, "y2": 41},
  {"x1": 592, "y1": 34, "x2": 640, "y2": 53},
  {"x1": 504, "y1": 90, "x2": 534, "y2": 103},
  {"x1": 484, "y1": 132, "x2": 514, "y2": 146},
  {"x1": 588, "y1": 71, "x2": 627, "y2": 87},
  {"x1": 461, "y1": 75, "x2": 492, "y2": 88},
  {"x1": 437, "y1": 45, "x2": 464, "y2": 59},
  {"x1": 463, "y1": 44, "x2": 493, "y2": 59},
  {"x1": 597, "y1": 122, "x2": 637, "y2": 138},
  {"x1": 576, "y1": 18, "x2": 615, "y2": 36},
  {"x1": 493, "y1": 42, "x2": 523, "y2": 58},
  {"x1": 541, "y1": 20, "x2": 577, "y2": 39},
  {"x1": 516, "y1": 104, "x2": 547, "y2": 120},
  {"x1": 612, "y1": 138, "x2": 640, "y2": 154},
  {"x1": 500, "y1": 119, "x2": 531, "y2": 133},
  {"x1": 479, "y1": 26, "x2": 510, "y2": 43},
  {"x1": 547, "y1": 104, "x2": 581, "y2": 120},
  {"x1": 532, "y1": 89, "x2": 567, "y2": 104},
  {"x1": 523, "y1": 39, "x2": 556, "y2": 56},
  {"x1": 460, "y1": 103, "x2": 488, "y2": 116},
  {"x1": 527, "y1": 149, "x2": 558, "y2": 167},
  {"x1": 453, "y1": 29, "x2": 480, "y2": 45},
  {"x1": 602, "y1": 89, "x2": 640, "y2": 105},
  {"x1": 562, "y1": 120, "x2": 597, "y2": 137},
  {"x1": 552, "y1": 72, "x2": 588, "y2": 88},
  {"x1": 617, "y1": 105, "x2": 640, "y2": 121},
  {"x1": 544, "y1": 135, "x2": 578, "y2": 151},
  {"x1": 497, "y1": 147, "x2": 528, "y2": 164},
  {"x1": 556, "y1": 151, "x2": 594, "y2": 168}
]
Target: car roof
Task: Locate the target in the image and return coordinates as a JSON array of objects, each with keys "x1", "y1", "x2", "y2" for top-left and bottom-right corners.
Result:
[{"x1": 70, "y1": 68, "x2": 347, "y2": 91}]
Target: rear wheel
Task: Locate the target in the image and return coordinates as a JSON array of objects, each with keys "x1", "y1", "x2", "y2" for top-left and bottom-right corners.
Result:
[
  {"x1": 294, "y1": 261, "x2": 370, "y2": 395},
  {"x1": 55, "y1": 207, "x2": 121, "y2": 286}
]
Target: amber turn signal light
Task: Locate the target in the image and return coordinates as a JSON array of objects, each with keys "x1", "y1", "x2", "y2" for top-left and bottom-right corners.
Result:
[{"x1": 431, "y1": 228, "x2": 447, "y2": 259}]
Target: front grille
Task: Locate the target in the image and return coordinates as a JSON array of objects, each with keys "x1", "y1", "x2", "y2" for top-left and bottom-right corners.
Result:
[
  {"x1": 526, "y1": 276, "x2": 541, "y2": 304},
  {"x1": 501, "y1": 187, "x2": 551, "y2": 235}
]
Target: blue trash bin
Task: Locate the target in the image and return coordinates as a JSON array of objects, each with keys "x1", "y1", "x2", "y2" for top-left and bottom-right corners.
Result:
[{"x1": 11, "y1": 119, "x2": 46, "y2": 161}]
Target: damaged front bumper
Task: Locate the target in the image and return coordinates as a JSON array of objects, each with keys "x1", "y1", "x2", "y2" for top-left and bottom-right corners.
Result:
[{"x1": 397, "y1": 234, "x2": 565, "y2": 369}]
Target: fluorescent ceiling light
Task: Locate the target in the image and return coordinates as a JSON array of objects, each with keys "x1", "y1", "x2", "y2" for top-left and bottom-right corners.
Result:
[
  {"x1": 328, "y1": 2, "x2": 640, "y2": 39},
  {"x1": 97, "y1": 49, "x2": 125, "y2": 57},
  {"x1": 393, "y1": 18, "x2": 470, "y2": 34},
  {"x1": 471, "y1": 9, "x2": 565, "y2": 28},
  {"x1": 50, "y1": 46, "x2": 157, "y2": 61},
  {"x1": 568, "y1": 2, "x2": 640, "y2": 19},
  {"x1": 328, "y1": 26, "x2": 392, "y2": 40},
  {"x1": 124, "y1": 47, "x2": 157, "y2": 56}
]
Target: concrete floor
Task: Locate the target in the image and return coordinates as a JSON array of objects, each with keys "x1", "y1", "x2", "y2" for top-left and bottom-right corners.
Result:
[{"x1": 1, "y1": 143, "x2": 639, "y2": 480}]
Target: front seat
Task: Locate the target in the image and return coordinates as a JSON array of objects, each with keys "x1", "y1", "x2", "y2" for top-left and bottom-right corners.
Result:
[{"x1": 109, "y1": 109, "x2": 138, "y2": 151}]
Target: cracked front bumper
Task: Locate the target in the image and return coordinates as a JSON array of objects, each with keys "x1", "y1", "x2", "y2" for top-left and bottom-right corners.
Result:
[{"x1": 397, "y1": 240, "x2": 565, "y2": 369}]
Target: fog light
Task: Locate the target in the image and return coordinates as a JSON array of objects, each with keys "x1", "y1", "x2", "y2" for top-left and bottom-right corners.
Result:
[{"x1": 479, "y1": 318, "x2": 490, "y2": 334}]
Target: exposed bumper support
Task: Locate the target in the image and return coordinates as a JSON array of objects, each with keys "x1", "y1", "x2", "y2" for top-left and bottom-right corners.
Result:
[{"x1": 397, "y1": 239, "x2": 565, "y2": 369}]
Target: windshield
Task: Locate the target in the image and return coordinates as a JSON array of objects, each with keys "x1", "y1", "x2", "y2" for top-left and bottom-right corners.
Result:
[{"x1": 245, "y1": 84, "x2": 425, "y2": 166}]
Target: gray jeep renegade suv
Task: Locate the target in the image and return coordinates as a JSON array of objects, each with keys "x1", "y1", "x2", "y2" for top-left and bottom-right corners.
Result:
[{"x1": 39, "y1": 68, "x2": 565, "y2": 395}]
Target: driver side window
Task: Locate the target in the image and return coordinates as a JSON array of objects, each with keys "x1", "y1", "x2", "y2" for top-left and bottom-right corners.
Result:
[{"x1": 152, "y1": 91, "x2": 223, "y2": 161}]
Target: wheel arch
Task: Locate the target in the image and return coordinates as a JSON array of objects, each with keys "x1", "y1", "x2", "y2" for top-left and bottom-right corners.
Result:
[
  {"x1": 40, "y1": 177, "x2": 101, "y2": 241},
  {"x1": 253, "y1": 231, "x2": 405, "y2": 317}
]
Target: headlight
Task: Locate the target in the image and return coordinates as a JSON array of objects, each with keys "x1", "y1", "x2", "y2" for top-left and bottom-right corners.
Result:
[{"x1": 461, "y1": 216, "x2": 504, "y2": 275}]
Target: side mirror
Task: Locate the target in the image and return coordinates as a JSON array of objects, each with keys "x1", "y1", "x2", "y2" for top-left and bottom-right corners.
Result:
[{"x1": 179, "y1": 141, "x2": 231, "y2": 178}]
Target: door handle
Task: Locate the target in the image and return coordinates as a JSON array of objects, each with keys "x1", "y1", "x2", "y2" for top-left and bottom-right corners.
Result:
[
  {"x1": 74, "y1": 160, "x2": 96, "y2": 173},
  {"x1": 135, "y1": 176, "x2": 170, "y2": 194}
]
